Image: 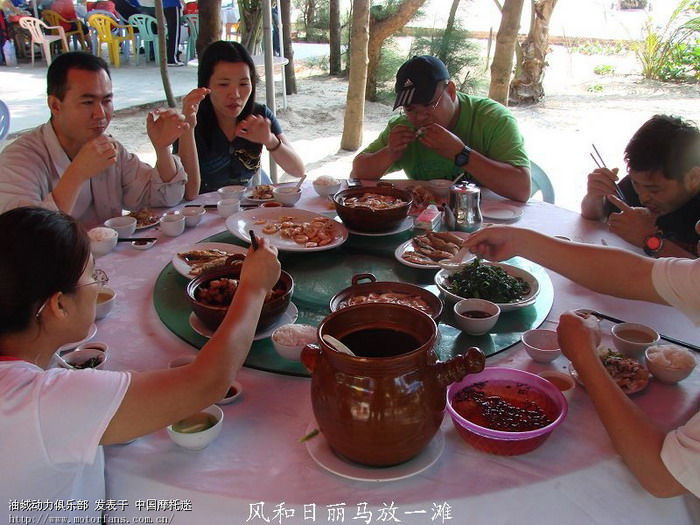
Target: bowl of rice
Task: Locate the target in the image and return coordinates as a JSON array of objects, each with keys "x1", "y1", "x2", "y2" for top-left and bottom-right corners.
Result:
[
  {"x1": 272, "y1": 323, "x2": 318, "y2": 361},
  {"x1": 645, "y1": 344, "x2": 696, "y2": 385},
  {"x1": 312, "y1": 176, "x2": 342, "y2": 197},
  {"x1": 88, "y1": 227, "x2": 118, "y2": 257}
]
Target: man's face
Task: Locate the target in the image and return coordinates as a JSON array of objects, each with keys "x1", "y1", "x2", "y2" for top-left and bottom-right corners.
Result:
[
  {"x1": 48, "y1": 68, "x2": 113, "y2": 152},
  {"x1": 628, "y1": 168, "x2": 698, "y2": 216},
  {"x1": 401, "y1": 82, "x2": 455, "y2": 129}
]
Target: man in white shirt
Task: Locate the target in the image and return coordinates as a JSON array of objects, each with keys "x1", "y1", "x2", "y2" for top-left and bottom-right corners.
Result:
[
  {"x1": 465, "y1": 224, "x2": 700, "y2": 498},
  {"x1": 0, "y1": 51, "x2": 192, "y2": 228}
]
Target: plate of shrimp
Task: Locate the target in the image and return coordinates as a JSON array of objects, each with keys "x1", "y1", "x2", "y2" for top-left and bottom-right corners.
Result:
[{"x1": 226, "y1": 208, "x2": 349, "y2": 252}]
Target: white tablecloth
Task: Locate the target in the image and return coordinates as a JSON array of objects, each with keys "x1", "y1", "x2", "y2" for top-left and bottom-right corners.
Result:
[{"x1": 98, "y1": 185, "x2": 700, "y2": 524}]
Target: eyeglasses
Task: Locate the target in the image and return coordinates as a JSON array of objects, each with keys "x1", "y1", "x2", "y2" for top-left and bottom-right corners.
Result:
[
  {"x1": 35, "y1": 269, "x2": 109, "y2": 319},
  {"x1": 400, "y1": 84, "x2": 447, "y2": 117}
]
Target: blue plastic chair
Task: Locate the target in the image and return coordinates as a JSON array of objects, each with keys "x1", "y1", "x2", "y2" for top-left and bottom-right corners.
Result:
[
  {"x1": 530, "y1": 160, "x2": 556, "y2": 204},
  {"x1": 128, "y1": 14, "x2": 159, "y2": 65},
  {"x1": 183, "y1": 13, "x2": 198, "y2": 62},
  {"x1": 0, "y1": 100, "x2": 10, "y2": 141}
]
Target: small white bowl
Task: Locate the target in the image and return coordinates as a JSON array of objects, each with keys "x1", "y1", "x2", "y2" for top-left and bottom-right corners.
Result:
[
  {"x1": 272, "y1": 186, "x2": 302, "y2": 206},
  {"x1": 217, "y1": 198, "x2": 240, "y2": 218},
  {"x1": 177, "y1": 206, "x2": 205, "y2": 228},
  {"x1": 453, "y1": 298, "x2": 500, "y2": 335},
  {"x1": 538, "y1": 370, "x2": 575, "y2": 401},
  {"x1": 88, "y1": 227, "x2": 118, "y2": 257},
  {"x1": 60, "y1": 347, "x2": 107, "y2": 370},
  {"x1": 160, "y1": 213, "x2": 186, "y2": 237},
  {"x1": 427, "y1": 179, "x2": 453, "y2": 198},
  {"x1": 271, "y1": 323, "x2": 318, "y2": 360},
  {"x1": 645, "y1": 344, "x2": 697, "y2": 384},
  {"x1": 313, "y1": 177, "x2": 341, "y2": 197},
  {"x1": 218, "y1": 185, "x2": 246, "y2": 200},
  {"x1": 167, "y1": 405, "x2": 224, "y2": 451},
  {"x1": 522, "y1": 329, "x2": 561, "y2": 363},
  {"x1": 95, "y1": 287, "x2": 116, "y2": 320},
  {"x1": 611, "y1": 322, "x2": 660, "y2": 359},
  {"x1": 104, "y1": 216, "x2": 137, "y2": 238},
  {"x1": 131, "y1": 239, "x2": 156, "y2": 250},
  {"x1": 217, "y1": 380, "x2": 243, "y2": 405}
]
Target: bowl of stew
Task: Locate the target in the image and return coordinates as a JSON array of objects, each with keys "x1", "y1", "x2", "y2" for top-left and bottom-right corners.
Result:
[
  {"x1": 333, "y1": 185, "x2": 413, "y2": 233},
  {"x1": 446, "y1": 367, "x2": 567, "y2": 456},
  {"x1": 186, "y1": 257, "x2": 294, "y2": 332}
]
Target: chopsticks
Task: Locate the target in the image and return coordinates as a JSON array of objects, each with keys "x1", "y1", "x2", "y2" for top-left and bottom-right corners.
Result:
[
  {"x1": 117, "y1": 237, "x2": 157, "y2": 243},
  {"x1": 185, "y1": 204, "x2": 217, "y2": 209},
  {"x1": 590, "y1": 144, "x2": 627, "y2": 203},
  {"x1": 249, "y1": 230, "x2": 259, "y2": 250},
  {"x1": 588, "y1": 310, "x2": 700, "y2": 352}
]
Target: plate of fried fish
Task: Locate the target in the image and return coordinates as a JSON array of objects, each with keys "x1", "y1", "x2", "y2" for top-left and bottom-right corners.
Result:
[
  {"x1": 394, "y1": 231, "x2": 473, "y2": 269},
  {"x1": 172, "y1": 242, "x2": 248, "y2": 278}
]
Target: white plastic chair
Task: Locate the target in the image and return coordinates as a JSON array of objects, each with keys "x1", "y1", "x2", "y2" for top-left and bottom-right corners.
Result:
[
  {"x1": 0, "y1": 100, "x2": 10, "y2": 141},
  {"x1": 19, "y1": 16, "x2": 69, "y2": 66}
]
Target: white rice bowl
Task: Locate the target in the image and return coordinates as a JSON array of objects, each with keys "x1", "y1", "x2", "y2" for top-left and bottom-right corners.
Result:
[
  {"x1": 646, "y1": 345, "x2": 696, "y2": 370},
  {"x1": 271, "y1": 324, "x2": 318, "y2": 361}
]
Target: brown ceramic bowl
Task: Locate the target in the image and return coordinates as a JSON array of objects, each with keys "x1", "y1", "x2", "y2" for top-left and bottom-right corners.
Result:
[
  {"x1": 329, "y1": 273, "x2": 443, "y2": 321},
  {"x1": 333, "y1": 185, "x2": 413, "y2": 233},
  {"x1": 186, "y1": 259, "x2": 293, "y2": 332}
]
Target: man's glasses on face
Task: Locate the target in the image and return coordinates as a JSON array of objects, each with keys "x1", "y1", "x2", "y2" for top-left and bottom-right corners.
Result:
[
  {"x1": 35, "y1": 269, "x2": 109, "y2": 319},
  {"x1": 400, "y1": 84, "x2": 447, "y2": 117}
]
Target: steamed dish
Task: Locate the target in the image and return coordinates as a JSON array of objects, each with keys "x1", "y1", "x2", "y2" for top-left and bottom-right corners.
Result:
[
  {"x1": 195, "y1": 277, "x2": 285, "y2": 307},
  {"x1": 596, "y1": 346, "x2": 650, "y2": 392},
  {"x1": 339, "y1": 292, "x2": 432, "y2": 314},
  {"x1": 178, "y1": 249, "x2": 231, "y2": 276},
  {"x1": 128, "y1": 208, "x2": 160, "y2": 227},
  {"x1": 340, "y1": 192, "x2": 408, "y2": 210},
  {"x1": 403, "y1": 231, "x2": 463, "y2": 265}
]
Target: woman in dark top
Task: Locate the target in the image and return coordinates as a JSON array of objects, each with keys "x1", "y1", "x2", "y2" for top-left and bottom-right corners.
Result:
[{"x1": 178, "y1": 40, "x2": 304, "y2": 198}]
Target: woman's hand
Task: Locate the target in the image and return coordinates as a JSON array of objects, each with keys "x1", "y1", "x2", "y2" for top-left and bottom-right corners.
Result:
[
  {"x1": 241, "y1": 238, "x2": 281, "y2": 293},
  {"x1": 182, "y1": 87, "x2": 210, "y2": 129},
  {"x1": 235, "y1": 114, "x2": 275, "y2": 146},
  {"x1": 146, "y1": 108, "x2": 190, "y2": 149}
]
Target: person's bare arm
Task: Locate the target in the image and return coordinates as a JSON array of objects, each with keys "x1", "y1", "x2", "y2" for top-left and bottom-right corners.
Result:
[
  {"x1": 147, "y1": 109, "x2": 190, "y2": 184},
  {"x1": 558, "y1": 312, "x2": 687, "y2": 497},
  {"x1": 581, "y1": 167, "x2": 620, "y2": 220},
  {"x1": 465, "y1": 225, "x2": 666, "y2": 304},
  {"x1": 351, "y1": 125, "x2": 416, "y2": 180},
  {"x1": 267, "y1": 134, "x2": 305, "y2": 178},
  {"x1": 179, "y1": 88, "x2": 209, "y2": 200},
  {"x1": 100, "y1": 240, "x2": 281, "y2": 445}
]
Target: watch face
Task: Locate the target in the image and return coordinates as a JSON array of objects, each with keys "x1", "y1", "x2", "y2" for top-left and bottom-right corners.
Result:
[
  {"x1": 645, "y1": 235, "x2": 663, "y2": 251},
  {"x1": 455, "y1": 147, "x2": 471, "y2": 167}
]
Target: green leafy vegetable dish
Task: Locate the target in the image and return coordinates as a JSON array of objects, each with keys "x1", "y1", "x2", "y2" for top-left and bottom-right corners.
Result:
[{"x1": 445, "y1": 259, "x2": 531, "y2": 303}]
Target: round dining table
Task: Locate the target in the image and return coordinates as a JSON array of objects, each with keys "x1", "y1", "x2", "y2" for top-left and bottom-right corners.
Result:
[{"x1": 97, "y1": 182, "x2": 700, "y2": 525}]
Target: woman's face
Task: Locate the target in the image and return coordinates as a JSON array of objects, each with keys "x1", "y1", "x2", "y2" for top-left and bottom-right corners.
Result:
[
  {"x1": 208, "y1": 61, "x2": 252, "y2": 120},
  {"x1": 64, "y1": 257, "x2": 99, "y2": 342}
]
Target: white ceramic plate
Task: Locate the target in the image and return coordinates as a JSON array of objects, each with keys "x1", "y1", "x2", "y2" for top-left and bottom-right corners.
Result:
[
  {"x1": 394, "y1": 231, "x2": 473, "y2": 269},
  {"x1": 58, "y1": 323, "x2": 97, "y2": 354},
  {"x1": 340, "y1": 216, "x2": 414, "y2": 237},
  {"x1": 434, "y1": 262, "x2": 540, "y2": 312},
  {"x1": 481, "y1": 202, "x2": 523, "y2": 221},
  {"x1": 243, "y1": 187, "x2": 274, "y2": 202},
  {"x1": 189, "y1": 303, "x2": 299, "y2": 341},
  {"x1": 226, "y1": 208, "x2": 348, "y2": 252},
  {"x1": 569, "y1": 362, "x2": 649, "y2": 395},
  {"x1": 305, "y1": 422, "x2": 444, "y2": 482},
  {"x1": 172, "y1": 242, "x2": 248, "y2": 278}
]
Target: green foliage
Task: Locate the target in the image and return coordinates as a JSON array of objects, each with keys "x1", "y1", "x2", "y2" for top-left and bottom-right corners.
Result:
[
  {"x1": 593, "y1": 64, "x2": 616, "y2": 75},
  {"x1": 587, "y1": 84, "x2": 604, "y2": 92},
  {"x1": 370, "y1": 1, "x2": 403, "y2": 21},
  {"x1": 571, "y1": 40, "x2": 630, "y2": 56},
  {"x1": 632, "y1": 0, "x2": 700, "y2": 82}
]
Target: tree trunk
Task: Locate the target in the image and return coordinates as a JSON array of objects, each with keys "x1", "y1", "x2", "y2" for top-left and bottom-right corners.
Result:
[
  {"x1": 198, "y1": 0, "x2": 222, "y2": 57},
  {"x1": 306, "y1": 0, "x2": 316, "y2": 40},
  {"x1": 509, "y1": 0, "x2": 558, "y2": 105},
  {"x1": 366, "y1": 0, "x2": 427, "y2": 102},
  {"x1": 329, "y1": 0, "x2": 341, "y2": 75},
  {"x1": 438, "y1": 0, "x2": 461, "y2": 65},
  {"x1": 280, "y1": 0, "x2": 297, "y2": 94},
  {"x1": 341, "y1": 0, "x2": 370, "y2": 151},
  {"x1": 155, "y1": 0, "x2": 175, "y2": 108},
  {"x1": 240, "y1": 0, "x2": 263, "y2": 52},
  {"x1": 488, "y1": 0, "x2": 524, "y2": 105}
]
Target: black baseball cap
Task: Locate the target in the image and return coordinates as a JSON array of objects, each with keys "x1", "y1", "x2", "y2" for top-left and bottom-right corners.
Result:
[{"x1": 393, "y1": 56, "x2": 450, "y2": 110}]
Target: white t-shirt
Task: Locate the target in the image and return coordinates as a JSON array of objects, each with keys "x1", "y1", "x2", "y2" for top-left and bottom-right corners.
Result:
[
  {"x1": 652, "y1": 257, "x2": 700, "y2": 325},
  {"x1": 0, "y1": 361, "x2": 130, "y2": 521},
  {"x1": 662, "y1": 411, "x2": 700, "y2": 497}
]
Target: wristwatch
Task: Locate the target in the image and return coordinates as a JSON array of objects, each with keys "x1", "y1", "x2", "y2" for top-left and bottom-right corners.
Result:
[
  {"x1": 643, "y1": 233, "x2": 665, "y2": 257},
  {"x1": 454, "y1": 146, "x2": 472, "y2": 168}
]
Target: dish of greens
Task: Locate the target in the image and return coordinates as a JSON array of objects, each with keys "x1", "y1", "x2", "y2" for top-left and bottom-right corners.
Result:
[{"x1": 435, "y1": 260, "x2": 540, "y2": 312}]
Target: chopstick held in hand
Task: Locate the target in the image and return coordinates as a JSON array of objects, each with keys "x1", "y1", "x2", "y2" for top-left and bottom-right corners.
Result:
[
  {"x1": 249, "y1": 229, "x2": 259, "y2": 250},
  {"x1": 590, "y1": 144, "x2": 626, "y2": 203}
]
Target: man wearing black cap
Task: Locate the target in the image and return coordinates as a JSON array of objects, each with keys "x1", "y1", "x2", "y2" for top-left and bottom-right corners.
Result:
[{"x1": 352, "y1": 55, "x2": 531, "y2": 202}]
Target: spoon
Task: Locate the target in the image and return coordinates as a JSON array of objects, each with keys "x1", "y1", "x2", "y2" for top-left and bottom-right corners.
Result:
[
  {"x1": 295, "y1": 174, "x2": 307, "y2": 189},
  {"x1": 322, "y1": 334, "x2": 356, "y2": 356},
  {"x1": 438, "y1": 245, "x2": 473, "y2": 271}
]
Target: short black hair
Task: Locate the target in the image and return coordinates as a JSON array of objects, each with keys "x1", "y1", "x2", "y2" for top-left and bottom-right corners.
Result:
[
  {"x1": 47, "y1": 51, "x2": 111, "y2": 100},
  {"x1": 196, "y1": 40, "x2": 258, "y2": 142},
  {"x1": 625, "y1": 114, "x2": 700, "y2": 180}
]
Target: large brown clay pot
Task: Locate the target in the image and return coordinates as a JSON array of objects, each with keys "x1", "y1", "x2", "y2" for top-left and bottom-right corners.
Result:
[{"x1": 301, "y1": 303, "x2": 485, "y2": 467}]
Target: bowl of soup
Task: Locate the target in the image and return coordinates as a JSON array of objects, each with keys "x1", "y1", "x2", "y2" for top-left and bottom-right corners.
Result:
[
  {"x1": 95, "y1": 287, "x2": 116, "y2": 320},
  {"x1": 167, "y1": 405, "x2": 224, "y2": 450},
  {"x1": 333, "y1": 185, "x2": 413, "y2": 233},
  {"x1": 611, "y1": 322, "x2": 660, "y2": 359}
]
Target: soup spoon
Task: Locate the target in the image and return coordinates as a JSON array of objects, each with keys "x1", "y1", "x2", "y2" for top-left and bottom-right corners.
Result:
[
  {"x1": 438, "y1": 245, "x2": 473, "y2": 272},
  {"x1": 322, "y1": 335, "x2": 356, "y2": 356}
]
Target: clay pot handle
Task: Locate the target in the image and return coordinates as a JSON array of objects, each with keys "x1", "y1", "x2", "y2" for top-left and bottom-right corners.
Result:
[
  {"x1": 351, "y1": 273, "x2": 377, "y2": 286},
  {"x1": 433, "y1": 347, "x2": 486, "y2": 388},
  {"x1": 301, "y1": 343, "x2": 321, "y2": 374}
]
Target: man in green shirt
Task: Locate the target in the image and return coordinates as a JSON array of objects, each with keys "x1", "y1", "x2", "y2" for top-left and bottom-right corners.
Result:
[{"x1": 352, "y1": 55, "x2": 531, "y2": 202}]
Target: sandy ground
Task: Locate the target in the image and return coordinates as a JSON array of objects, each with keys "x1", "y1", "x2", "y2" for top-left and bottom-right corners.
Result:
[{"x1": 66, "y1": 44, "x2": 700, "y2": 213}]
